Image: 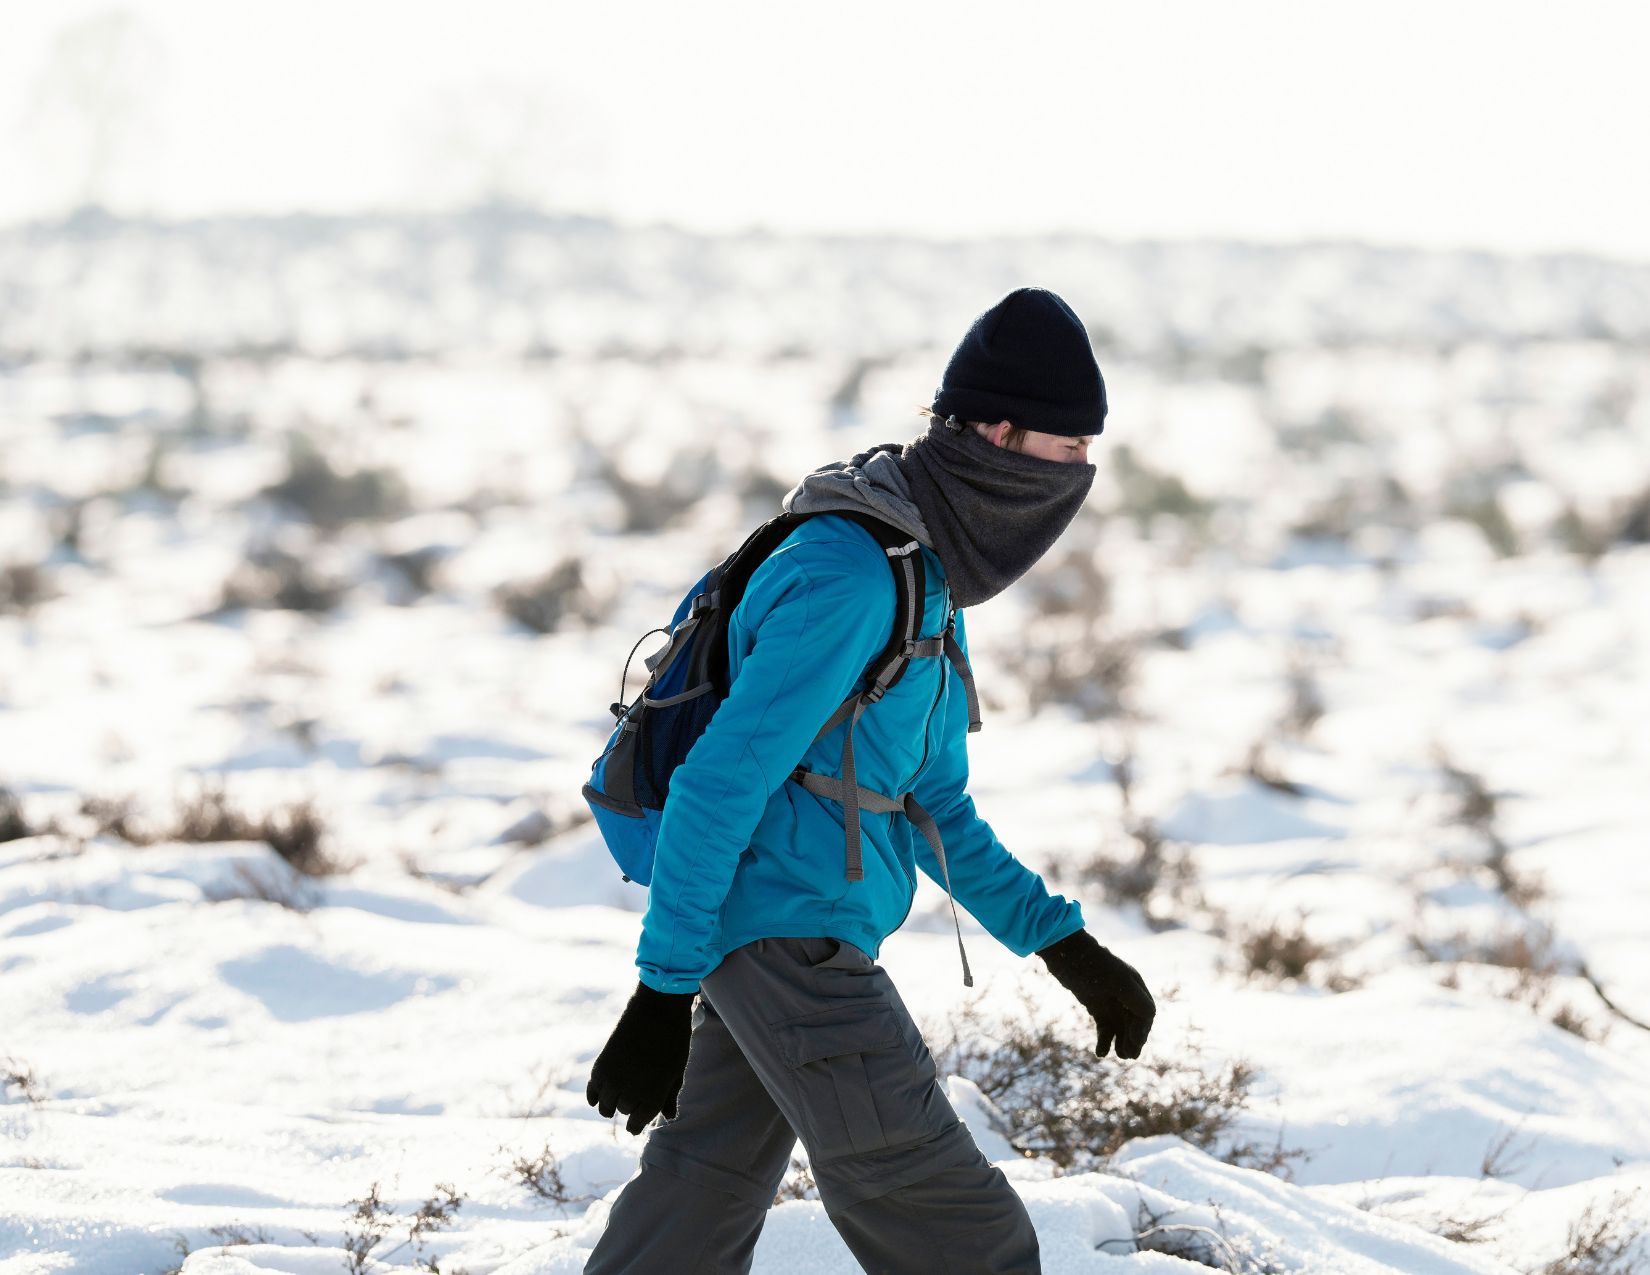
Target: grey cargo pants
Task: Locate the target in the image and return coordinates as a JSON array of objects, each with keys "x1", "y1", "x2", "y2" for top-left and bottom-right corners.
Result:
[{"x1": 582, "y1": 936, "x2": 1041, "y2": 1274}]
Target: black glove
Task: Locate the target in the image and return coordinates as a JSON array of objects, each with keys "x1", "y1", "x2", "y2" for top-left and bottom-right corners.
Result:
[
  {"x1": 1034, "y1": 928, "x2": 1156, "y2": 1059},
  {"x1": 585, "y1": 981, "x2": 697, "y2": 1135}
]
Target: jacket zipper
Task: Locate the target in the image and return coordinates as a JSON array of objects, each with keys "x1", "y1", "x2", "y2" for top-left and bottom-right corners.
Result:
[
  {"x1": 889, "y1": 666, "x2": 944, "y2": 936},
  {"x1": 912, "y1": 665, "x2": 945, "y2": 786}
]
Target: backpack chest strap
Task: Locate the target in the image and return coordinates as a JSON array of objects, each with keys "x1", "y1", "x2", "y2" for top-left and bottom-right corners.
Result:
[{"x1": 789, "y1": 767, "x2": 974, "y2": 989}]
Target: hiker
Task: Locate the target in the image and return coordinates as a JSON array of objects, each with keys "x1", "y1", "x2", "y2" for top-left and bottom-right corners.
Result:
[{"x1": 582, "y1": 287, "x2": 1157, "y2": 1275}]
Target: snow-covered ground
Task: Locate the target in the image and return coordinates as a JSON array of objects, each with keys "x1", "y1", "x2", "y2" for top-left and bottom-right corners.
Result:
[{"x1": 3, "y1": 215, "x2": 1650, "y2": 1273}]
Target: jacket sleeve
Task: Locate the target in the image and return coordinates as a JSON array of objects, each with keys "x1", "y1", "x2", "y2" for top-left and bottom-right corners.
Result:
[
  {"x1": 635, "y1": 538, "x2": 896, "y2": 994},
  {"x1": 907, "y1": 609, "x2": 1086, "y2": 957}
]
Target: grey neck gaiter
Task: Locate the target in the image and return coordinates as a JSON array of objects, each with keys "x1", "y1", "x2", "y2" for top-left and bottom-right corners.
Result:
[{"x1": 895, "y1": 418, "x2": 1095, "y2": 608}]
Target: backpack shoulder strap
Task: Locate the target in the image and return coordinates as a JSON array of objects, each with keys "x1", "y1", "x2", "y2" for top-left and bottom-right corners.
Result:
[
  {"x1": 700, "y1": 511, "x2": 813, "y2": 693},
  {"x1": 814, "y1": 509, "x2": 926, "y2": 702},
  {"x1": 710, "y1": 509, "x2": 925, "y2": 700},
  {"x1": 779, "y1": 510, "x2": 927, "y2": 883}
]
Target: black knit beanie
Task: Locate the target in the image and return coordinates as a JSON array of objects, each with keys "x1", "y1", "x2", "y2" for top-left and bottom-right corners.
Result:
[{"x1": 930, "y1": 286, "x2": 1107, "y2": 438}]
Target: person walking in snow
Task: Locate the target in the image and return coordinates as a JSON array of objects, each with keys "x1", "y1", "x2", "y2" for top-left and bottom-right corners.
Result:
[{"x1": 583, "y1": 286, "x2": 1157, "y2": 1275}]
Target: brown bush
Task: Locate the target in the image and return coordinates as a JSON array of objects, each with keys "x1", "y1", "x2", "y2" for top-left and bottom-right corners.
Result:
[
  {"x1": 1232, "y1": 917, "x2": 1356, "y2": 991},
  {"x1": 1537, "y1": 1186, "x2": 1648, "y2": 1275},
  {"x1": 0, "y1": 562, "x2": 55, "y2": 616},
  {"x1": 1, "y1": 788, "x2": 35, "y2": 842},
  {"x1": 1050, "y1": 817, "x2": 1207, "y2": 935},
  {"x1": 495, "y1": 558, "x2": 602, "y2": 634},
  {"x1": 111, "y1": 779, "x2": 347, "y2": 877},
  {"x1": 926, "y1": 995, "x2": 1305, "y2": 1179},
  {"x1": 260, "y1": 433, "x2": 410, "y2": 531}
]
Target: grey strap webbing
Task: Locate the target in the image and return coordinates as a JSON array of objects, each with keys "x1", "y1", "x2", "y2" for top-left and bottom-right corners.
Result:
[
  {"x1": 643, "y1": 590, "x2": 718, "y2": 675},
  {"x1": 943, "y1": 624, "x2": 982, "y2": 733},
  {"x1": 790, "y1": 769, "x2": 974, "y2": 988}
]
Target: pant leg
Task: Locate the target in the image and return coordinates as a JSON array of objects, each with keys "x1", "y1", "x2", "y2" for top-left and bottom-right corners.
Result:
[
  {"x1": 583, "y1": 991, "x2": 798, "y2": 1275},
  {"x1": 831, "y1": 1159, "x2": 1042, "y2": 1275},
  {"x1": 701, "y1": 936, "x2": 1041, "y2": 1274}
]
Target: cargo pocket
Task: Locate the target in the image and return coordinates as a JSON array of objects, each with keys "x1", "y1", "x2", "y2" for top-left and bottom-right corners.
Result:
[{"x1": 771, "y1": 1000, "x2": 917, "y2": 1163}]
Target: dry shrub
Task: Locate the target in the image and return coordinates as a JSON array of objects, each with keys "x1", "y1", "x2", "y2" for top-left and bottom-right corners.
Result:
[
  {"x1": 582, "y1": 437, "x2": 720, "y2": 534},
  {"x1": 131, "y1": 433, "x2": 188, "y2": 502},
  {"x1": 200, "y1": 860, "x2": 320, "y2": 912},
  {"x1": 1051, "y1": 818, "x2": 1206, "y2": 934},
  {"x1": 1354, "y1": 1127, "x2": 1529, "y2": 1250},
  {"x1": 1111, "y1": 444, "x2": 1216, "y2": 537},
  {"x1": 1554, "y1": 484, "x2": 1650, "y2": 563},
  {"x1": 1413, "y1": 922, "x2": 1606, "y2": 1042},
  {"x1": 73, "y1": 779, "x2": 336, "y2": 905},
  {"x1": 1234, "y1": 917, "x2": 1337, "y2": 987},
  {"x1": 1, "y1": 562, "x2": 54, "y2": 616},
  {"x1": 258, "y1": 799, "x2": 335, "y2": 876},
  {"x1": 213, "y1": 543, "x2": 350, "y2": 615},
  {"x1": 1549, "y1": 1002, "x2": 1606, "y2": 1043},
  {"x1": 377, "y1": 545, "x2": 447, "y2": 603},
  {"x1": 506, "y1": 1142, "x2": 599, "y2": 1208},
  {"x1": 998, "y1": 627, "x2": 1138, "y2": 721},
  {"x1": 1412, "y1": 921, "x2": 1562, "y2": 987},
  {"x1": 1085, "y1": 735, "x2": 1211, "y2": 937},
  {"x1": 173, "y1": 783, "x2": 340, "y2": 876},
  {"x1": 158, "y1": 1223, "x2": 282, "y2": 1275},
  {"x1": 79, "y1": 792, "x2": 148, "y2": 842},
  {"x1": 1, "y1": 788, "x2": 35, "y2": 842},
  {"x1": 495, "y1": 558, "x2": 602, "y2": 634},
  {"x1": 926, "y1": 995, "x2": 1304, "y2": 1179},
  {"x1": 261, "y1": 432, "x2": 410, "y2": 531},
  {"x1": 2, "y1": 1056, "x2": 44, "y2": 1104},
  {"x1": 1282, "y1": 657, "x2": 1326, "y2": 740},
  {"x1": 170, "y1": 783, "x2": 265, "y2": 843},
  {"x1": 1554, "y1": 504, "x2": 1614, "y2": 564},
  {"x1": 994, "y1": 539, "x2": 1137, "y2": 719},
  {"x1": 1228, "y1": 911, "x2": 1362, "y2": 993},
  {"x1": 1481, "y1": 1124, "x2": 1533, "y2": 1180},
  {"x1": 1433, "y1": 743, "x2": 1544, "y2": 908},
  {"x1": 1105, "y1": 1196, "x2": 1285, "y2": 1273},
  {"x1": 1537, "y1": 1186, "x2": 1648, "y2": 1275},
  {"x1": 1447, "y1": 494, "x2": 1521, "y2": 558},
  {"x1": 1242, "y1": 741, "x2": 1307, "y2": 798},
  {"x1": 343, "y1": 1180, "x2": 465, "y2": 1275},
  {"x1": 771, "y1": 1152, "x2": 818, "y2": 1206},
  {"x1": 1366, "y1": 1190, "x2": 1516, "y2": 1249},
  {"x1": 1022, "y1": 543, "x2": 1111, "y2": 621}
]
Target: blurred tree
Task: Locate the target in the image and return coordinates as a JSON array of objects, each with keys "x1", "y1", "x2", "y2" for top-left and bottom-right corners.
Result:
[
  {"x1": 22, "y1": 7, "x2": 168, "y2": 217},
  {"x1": 392, "y1": 74, "x2": 612, "y2": 221}
]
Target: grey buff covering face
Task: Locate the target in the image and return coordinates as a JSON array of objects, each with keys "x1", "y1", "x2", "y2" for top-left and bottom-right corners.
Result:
[{"x1": 781, "y1": 418, "x2": 1095, "y2": 608}]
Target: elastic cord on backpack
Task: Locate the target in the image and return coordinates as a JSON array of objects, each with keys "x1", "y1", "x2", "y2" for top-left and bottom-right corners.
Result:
[{"x1": 613, "y1": 626, "x2": 669, "y2": 718}]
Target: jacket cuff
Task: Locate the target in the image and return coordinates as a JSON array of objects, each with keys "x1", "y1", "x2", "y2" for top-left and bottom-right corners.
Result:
[
  {"x1": 1031, "y1": 905, "x2": 1087, "y2": 959},
  {"x1": 1034, "y1": 924, "x2": 1096, "y2": 966},
  {"x1": 637, "y1": 969, "x2": 702, "y2": 997}
]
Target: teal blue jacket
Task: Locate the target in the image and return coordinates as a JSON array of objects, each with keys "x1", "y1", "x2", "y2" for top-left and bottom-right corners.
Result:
[{"x1": 636, "y1": 514, "x2": 1085, "y2": 994}]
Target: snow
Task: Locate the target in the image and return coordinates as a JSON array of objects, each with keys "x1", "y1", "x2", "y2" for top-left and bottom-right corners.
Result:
[
  {"x1": 4, "y1": 216, "x2": 1650, "y2": 1272},
  {"x1": 11, "y1": 767, "x2": 1645, "y2": 1273}
]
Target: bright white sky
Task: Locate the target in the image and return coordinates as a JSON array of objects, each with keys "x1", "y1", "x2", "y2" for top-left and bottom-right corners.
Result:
[{"x1": 4, "y1": 0, "x2": 1648, "y2": 260}]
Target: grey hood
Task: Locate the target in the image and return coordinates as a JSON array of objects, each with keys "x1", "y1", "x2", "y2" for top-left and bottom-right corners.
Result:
[{"x1": 780, "y1": 441, "x2": 932, "y2": 548}]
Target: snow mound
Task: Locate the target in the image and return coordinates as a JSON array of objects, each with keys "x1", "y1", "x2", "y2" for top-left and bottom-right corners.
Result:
[{"x1": 484, "y1": 1136, "x2": 1515, "y2": 1274}]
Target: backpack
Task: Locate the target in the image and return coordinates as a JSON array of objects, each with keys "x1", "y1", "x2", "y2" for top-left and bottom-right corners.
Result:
[{"x1": 580, "y1": 509, "x2": 984, "y2": 983}]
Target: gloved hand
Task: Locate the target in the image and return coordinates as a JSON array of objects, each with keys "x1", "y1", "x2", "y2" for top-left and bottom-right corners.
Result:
[
  {"x1": 585, "y1": 981, "x2": 697, "y2": 1135},
  {"x1": 1034, "y1": 928, "x2": 1156, "y2": 1059}
]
